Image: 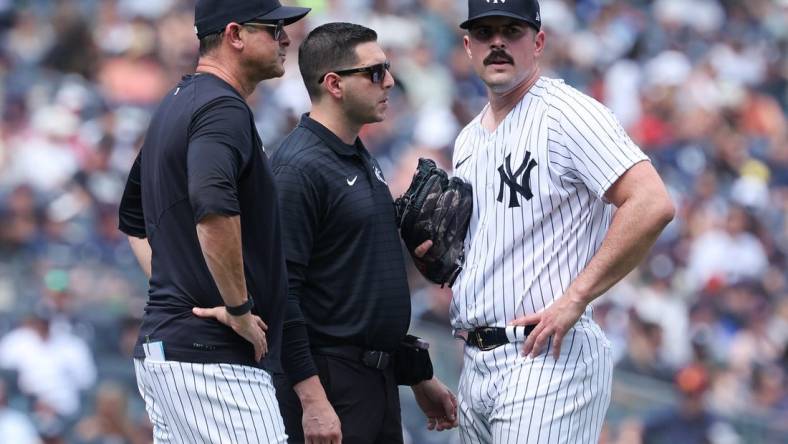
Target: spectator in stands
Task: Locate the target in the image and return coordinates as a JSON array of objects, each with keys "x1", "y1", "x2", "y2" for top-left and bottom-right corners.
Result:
[
  {"x1": 641, "y1": 364, "x2": 739, "y2": 444},
  {"x1": 0, "y1": 306, "x2": 96, "y2": 418},
  {"x1": 0, "y1": 379, "x2": 40, "y2": 444},
  {"x1": 73, "y1": 382, "x2": 144, "y2": 444},
  {"x1": 616, "y1": 312, "x2": 674, "y2": 382}
]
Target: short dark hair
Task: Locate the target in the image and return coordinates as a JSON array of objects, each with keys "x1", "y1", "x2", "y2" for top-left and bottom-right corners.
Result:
[
  {"x1": 298, "y1": 22, "x2": 378, "y2": 100},
  {"x1": 199, "y1": 32, "x2": 224, "y2": 56}
]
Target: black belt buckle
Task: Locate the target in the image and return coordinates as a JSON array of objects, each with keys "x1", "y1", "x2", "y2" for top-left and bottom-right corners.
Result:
[
  {"x1": 473, "y1": 327, "x2": 502, "y2": 351},
  {"x1": 361, "y1": 350, "x2": 390, "y2": 370}
]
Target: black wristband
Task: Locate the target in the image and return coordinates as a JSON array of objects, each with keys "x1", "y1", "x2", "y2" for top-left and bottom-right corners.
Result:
[
  {"x1": 226, "y1": 297, "x2": 254, "y2": 316},
  {"x1": 394, "y1": 334, "x2": 434, "y2": 386}
]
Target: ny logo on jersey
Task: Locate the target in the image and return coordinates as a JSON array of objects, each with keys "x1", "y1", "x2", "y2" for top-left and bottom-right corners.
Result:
[{"x1": 497, "y1": 152, "x2": 537, "y2": 208}]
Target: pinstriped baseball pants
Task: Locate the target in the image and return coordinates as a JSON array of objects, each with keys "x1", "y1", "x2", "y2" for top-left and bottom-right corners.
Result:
[
  {"x1": 134, "y1": 359, "x2": 287, "y2": 443},
  {"x1": 458, "y1": 324, "x2": 613, "y2": 444}
]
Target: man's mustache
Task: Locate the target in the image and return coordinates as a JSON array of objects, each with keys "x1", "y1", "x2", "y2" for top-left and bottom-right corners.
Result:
[{"x1": 484, "y1": 50, "x2": 514, "y2": 66}]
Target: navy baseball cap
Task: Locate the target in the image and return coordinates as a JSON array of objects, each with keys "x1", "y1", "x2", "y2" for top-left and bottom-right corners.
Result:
[
  {"x1": 195, "y1": 0, "x2": 311, "y2": 39},
  {"x1": 460, "y1": 0, "x2": 541, "y2": 31}
]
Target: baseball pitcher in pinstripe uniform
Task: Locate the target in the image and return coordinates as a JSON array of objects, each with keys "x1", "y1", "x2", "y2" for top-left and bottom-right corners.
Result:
[{"x1": 450, "y1": 1, "x2": 675, "y2": 443}]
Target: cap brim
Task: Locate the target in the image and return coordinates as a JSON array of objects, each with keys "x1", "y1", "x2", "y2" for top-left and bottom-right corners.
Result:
[
  {"x1": 459, "y1": 11, "x2": 539, "y2": 30},
  {"x1": 257, "y1": 6, "x2": 311, "y2": 26}
]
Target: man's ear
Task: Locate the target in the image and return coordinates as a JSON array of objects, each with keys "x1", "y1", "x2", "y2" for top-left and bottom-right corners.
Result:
[
  {"x1": 322, "y1": 73, "x2": 344, "y2": 99},
  {"x1": 463, "y1": 35, "x2": 472, "y2": 59},
  {"x1": 224, "y1": 22, "x2": 245, "y2": 51},
  {"x1": 533, "y1": 30, "x2": 545, "y2": 57}
]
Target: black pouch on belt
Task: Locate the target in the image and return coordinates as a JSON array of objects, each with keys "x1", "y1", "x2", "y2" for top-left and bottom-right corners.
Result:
[{"x1": 393, "y1": 334, "x2": 434, "y2": 386}]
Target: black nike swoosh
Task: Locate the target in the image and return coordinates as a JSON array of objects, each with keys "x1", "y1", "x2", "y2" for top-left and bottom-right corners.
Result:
[{"x1": 455, "y1": 155, "x2": 472, "y2": 169}]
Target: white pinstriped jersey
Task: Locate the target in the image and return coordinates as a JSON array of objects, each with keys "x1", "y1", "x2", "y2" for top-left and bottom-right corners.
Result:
[{"x1": 450, "y1": 76, "x2": 648, "y2": 331}]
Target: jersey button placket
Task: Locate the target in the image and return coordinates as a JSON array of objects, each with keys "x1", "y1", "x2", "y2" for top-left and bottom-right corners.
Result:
[{"x1": 480, "y1": 133, "x2": 499, "y2": 232}]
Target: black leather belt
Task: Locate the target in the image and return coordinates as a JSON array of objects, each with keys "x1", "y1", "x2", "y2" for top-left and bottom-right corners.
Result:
[
  {"x1": 311, "y1": 345, "x2": 390, "y2": 370},
  {"x1": 457, "y1": 326, "x2": 536, "y2": 351}
]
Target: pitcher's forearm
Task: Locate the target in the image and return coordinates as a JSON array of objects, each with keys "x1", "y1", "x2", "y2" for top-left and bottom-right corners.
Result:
[{"x1": 568, "y1": 193, "x2": 674, "y2": 305}]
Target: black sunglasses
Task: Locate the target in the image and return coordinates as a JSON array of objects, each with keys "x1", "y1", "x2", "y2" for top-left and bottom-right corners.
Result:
[
  {"x1": 319, "y1": 61, "x2": 390, "y2": 84},
  {"x1": 243, "y1": 20, "x2": 284, "y2": 41}
]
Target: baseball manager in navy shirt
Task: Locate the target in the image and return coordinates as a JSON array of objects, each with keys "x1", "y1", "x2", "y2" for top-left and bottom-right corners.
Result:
[{"x1": 118, "y1": 0, "x2": 309, "y2": 442}]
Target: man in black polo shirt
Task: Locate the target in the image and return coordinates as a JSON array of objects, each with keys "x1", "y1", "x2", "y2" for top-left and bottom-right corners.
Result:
[
  {"x1": 271, "y1": 23, "x2": 458, "y2": 444},
  {"x1": 118, "y1": 0, "x2": 309, "y2": 442}
]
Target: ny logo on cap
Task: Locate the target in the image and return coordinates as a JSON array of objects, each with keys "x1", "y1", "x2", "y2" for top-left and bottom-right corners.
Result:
[{"x1": 486, "y1": 0, "x2": 506, "y2": 3}]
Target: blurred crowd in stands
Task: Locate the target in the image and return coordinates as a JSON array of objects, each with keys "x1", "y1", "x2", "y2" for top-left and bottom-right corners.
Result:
[{"x1": 0, "y1": 0, "x2": 785, "y2": 443}]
